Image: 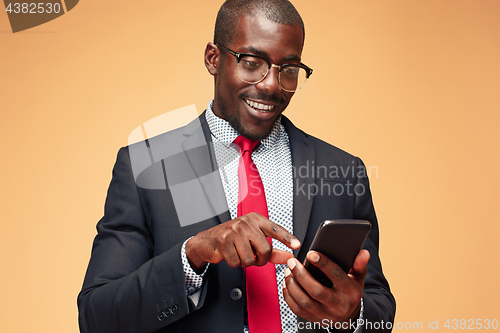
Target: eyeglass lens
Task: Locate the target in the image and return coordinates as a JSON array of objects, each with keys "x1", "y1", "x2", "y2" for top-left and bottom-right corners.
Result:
[{"x1": 237, "y1": 55, "x2": 308, "y2": 92}]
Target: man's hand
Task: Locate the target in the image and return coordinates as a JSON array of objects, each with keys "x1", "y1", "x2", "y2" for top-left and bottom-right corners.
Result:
[
  {"x1": 185, "y1": 212, "x2": 301, "y2": 272},
  {"x1": 283, "y1": 249, "x2": 370, "y2": 330}
]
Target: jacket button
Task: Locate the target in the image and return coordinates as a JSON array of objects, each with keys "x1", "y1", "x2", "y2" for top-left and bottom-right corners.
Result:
[{"x1": 230, "y1": 288, "x2": 242, "y2": 300}]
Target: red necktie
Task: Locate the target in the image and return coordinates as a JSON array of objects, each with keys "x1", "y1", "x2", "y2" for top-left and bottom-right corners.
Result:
[{"x1": 233, "y1": 135, "x2": 281, "y2": 333}]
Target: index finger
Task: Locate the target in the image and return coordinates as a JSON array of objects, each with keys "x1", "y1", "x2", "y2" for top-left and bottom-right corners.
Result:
[{"x1": 260, "y1": 217, "x2": 301, "y2": 250}]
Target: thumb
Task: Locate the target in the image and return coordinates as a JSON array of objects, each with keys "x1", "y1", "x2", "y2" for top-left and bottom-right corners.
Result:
[{"x1": 349, "y1": 249, "x2": 370, "y2": 279}]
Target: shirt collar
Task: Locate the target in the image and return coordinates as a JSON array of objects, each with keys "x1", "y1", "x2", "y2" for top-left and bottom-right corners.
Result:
[{"x1": 205, "y1": 99, "x2": 282, "y2": 151}]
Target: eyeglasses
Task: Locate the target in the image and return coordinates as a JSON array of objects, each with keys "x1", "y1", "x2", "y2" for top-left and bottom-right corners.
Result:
[{"x1": 217, "y1": 44, "x2": 313, "y2": 92}]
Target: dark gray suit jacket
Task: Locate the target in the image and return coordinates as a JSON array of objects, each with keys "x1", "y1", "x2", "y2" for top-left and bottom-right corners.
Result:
[{"x1": 78, "y1": 113, "x2": 395, "y2": 333}]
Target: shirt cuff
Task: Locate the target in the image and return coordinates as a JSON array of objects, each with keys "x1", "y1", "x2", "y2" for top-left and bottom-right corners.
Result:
[
  {"x1": 181, "y1": 237, "x2": 209, "y2": 297},
  {"x1": 352, "y1": 298, "x2": 364, "y2": 333}
]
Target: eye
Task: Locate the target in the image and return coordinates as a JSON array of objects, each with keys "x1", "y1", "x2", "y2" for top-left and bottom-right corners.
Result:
[
  {"x1": 282, "y1": 66, "x2": 299, "y2": 78},
  {"x1": 241, "y1": 59, "x2": 260, "y2": 68},
  {"x1": 239, "y1": 56, "x2": 265, "y2": 72}
]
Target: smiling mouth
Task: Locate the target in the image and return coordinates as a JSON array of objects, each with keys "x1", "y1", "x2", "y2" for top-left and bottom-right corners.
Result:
[{"x1": 244, "y1": 99, "x2": 275, "y2": 112}]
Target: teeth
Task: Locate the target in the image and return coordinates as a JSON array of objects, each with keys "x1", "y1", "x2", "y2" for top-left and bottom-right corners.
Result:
[{"x1": 245, "y1": 99, "x2": 275, "y2": 111}]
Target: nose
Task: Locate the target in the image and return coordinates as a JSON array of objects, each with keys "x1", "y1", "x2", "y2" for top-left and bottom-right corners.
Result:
[{"x1": 255, "y1": 65, "x2": 282, "y2": 95}]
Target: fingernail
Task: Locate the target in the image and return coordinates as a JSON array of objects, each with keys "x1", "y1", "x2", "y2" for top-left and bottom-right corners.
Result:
[
  {"x1": 287, "y1": 258, "x2": 296, "y2": 270},
  {"x1": 291, "y1": 239, "x2": 300, "y2": 248},
  {"x1": 282, "y1": 279, "x2": 287, "y2": 289},
  {"x1": 284, "y1": 267, "x2": 291, "y2": 277},
  {"x1": 307, "y1": 251, "x2": 320, "y2": 263}
]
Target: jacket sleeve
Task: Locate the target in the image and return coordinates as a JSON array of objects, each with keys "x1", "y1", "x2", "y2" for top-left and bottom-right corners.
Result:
[
  {"x1": 77, "y1": 147, "x2": 207, "y2": 333},
  {"x1": 353, "y1": 157, "x2": 396, "y2": 333}
]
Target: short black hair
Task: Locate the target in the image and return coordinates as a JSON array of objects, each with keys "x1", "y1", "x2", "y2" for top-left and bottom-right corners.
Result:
[{"x1": 214, "y1": 0, "x2": 305, "y2": 47}]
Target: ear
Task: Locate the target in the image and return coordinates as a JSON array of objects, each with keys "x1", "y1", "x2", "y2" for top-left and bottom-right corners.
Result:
[{"x1": 204, "y1": 42, "x2": 220, "y2": 75}]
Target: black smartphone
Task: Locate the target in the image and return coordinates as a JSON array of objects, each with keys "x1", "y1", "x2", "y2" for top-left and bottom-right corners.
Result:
[{"x1": 303, "y1": 220, "x2": 371, "y2": 288}]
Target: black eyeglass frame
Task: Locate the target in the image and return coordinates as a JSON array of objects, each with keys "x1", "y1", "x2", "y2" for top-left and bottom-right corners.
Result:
[{"x1": 216, "y1": 44, "x2": 313, "y2": 92}]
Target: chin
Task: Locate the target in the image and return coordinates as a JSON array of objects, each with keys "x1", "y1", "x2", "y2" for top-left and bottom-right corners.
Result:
[
  {"x1": 217, "y1": 105, "x2": 270, "y2": 141},
  {"x1": 232, "y1": 120, "x2": 273, "y2": 141}
]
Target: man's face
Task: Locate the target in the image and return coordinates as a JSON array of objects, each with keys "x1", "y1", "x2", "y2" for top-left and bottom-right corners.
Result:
[{"x1": 210, "y1": 14, "x2": 304, "y2": 140}]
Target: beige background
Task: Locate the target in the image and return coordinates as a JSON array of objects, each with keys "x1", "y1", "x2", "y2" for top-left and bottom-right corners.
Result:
[{"x1": 1, "y1": 0, "x2": 499, "y2": 331}]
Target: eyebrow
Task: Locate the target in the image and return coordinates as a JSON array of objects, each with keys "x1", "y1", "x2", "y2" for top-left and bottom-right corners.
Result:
[{"x1": 239, "y1": 45, "x2": 301, "y2": 63}]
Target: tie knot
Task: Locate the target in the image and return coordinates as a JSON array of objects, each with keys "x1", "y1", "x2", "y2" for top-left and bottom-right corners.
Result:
[{"x1": 233, "y1": 135, "x2": 260, "y2": 154}]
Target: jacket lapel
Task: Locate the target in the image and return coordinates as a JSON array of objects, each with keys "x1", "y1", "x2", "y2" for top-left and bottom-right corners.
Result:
[
  {"x1": 282, "y1": 116, "x2": 315, "y2": 256},
  {"x1": 180, "y1": 112, "x2": 231, "y2": 225}
]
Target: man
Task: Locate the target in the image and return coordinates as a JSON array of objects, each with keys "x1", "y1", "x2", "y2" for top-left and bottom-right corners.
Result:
[{"x1": 78, "y1": 0, "x2": 396, "y2": 332}]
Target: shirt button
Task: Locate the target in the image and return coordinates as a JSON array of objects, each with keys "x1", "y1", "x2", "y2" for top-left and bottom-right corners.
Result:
[
  {"x1": 188, "y1": 287, "x2": 196, "y2": 294},
  {"x1": 230, "y1": 288, "x2": 242, "y2": 300}
]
